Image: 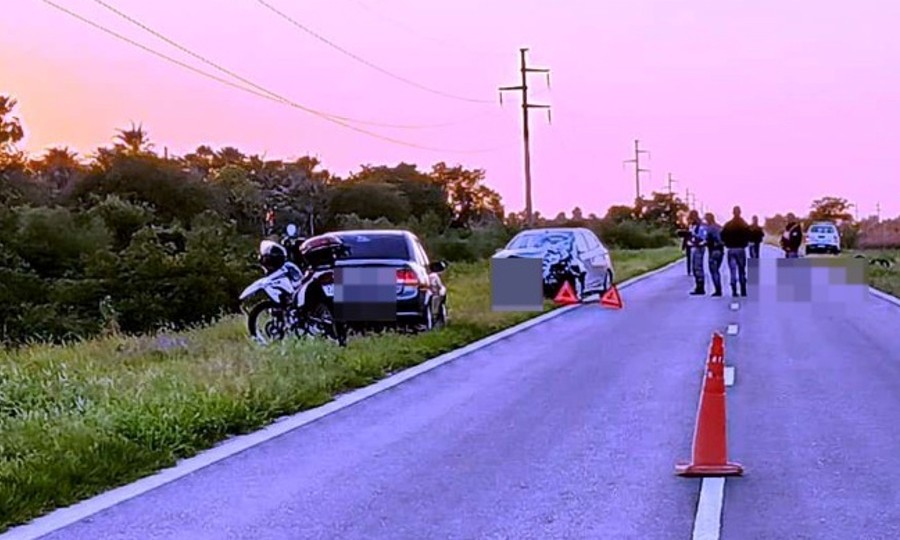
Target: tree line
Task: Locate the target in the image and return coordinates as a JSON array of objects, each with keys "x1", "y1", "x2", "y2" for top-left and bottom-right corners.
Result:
[
  {"x1": 1, "y1": 95, "x2": 681, "y2": 346},
  {"x1": 764, "y1": 196, "x2": 900, "y2": 250}
]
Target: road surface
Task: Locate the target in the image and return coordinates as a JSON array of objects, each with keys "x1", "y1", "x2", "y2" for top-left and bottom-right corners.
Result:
[
  {"x1": 14, "y1": 247, "x2": 900, "y2": 539},
  {"x1": 722, "y1": 246, "x2": 900, "y2": 540}
]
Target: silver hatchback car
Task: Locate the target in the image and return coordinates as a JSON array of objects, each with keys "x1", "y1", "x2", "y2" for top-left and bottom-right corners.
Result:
[{"x1": 492, "y1": 227, "x2": 615, "y2": 300}]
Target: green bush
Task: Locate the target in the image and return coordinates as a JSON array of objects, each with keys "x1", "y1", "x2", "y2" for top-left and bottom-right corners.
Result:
[{"x1": 592, "y1": 219, "x2": 675, "y2": 249}]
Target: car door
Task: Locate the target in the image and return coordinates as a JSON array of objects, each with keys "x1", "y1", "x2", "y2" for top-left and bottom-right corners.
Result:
[
  {"x1": 573, "y1": 230, "x2": 600, "y2": 290},
  {"x1": 582, "y1": 230, "x2": 610, "y2": 290}
]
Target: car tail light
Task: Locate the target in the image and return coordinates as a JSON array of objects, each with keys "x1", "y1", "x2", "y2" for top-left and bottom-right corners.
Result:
[
  {"x1": 396, "y1": 268, "x2": 419, "y2": 285},
  {"x1": 317, "y1": 272, "x2": 334, "y2": 285}
]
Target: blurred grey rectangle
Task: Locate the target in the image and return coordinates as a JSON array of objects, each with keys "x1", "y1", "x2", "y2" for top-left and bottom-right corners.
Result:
[
  {"x1": 334, "y1": 267, "x2": 397, "y2": 322},
  {"x1": 748, "y1": 257, "x2": 868, "y2": 305},
  {"x1": 491, "y1": 258, "x2": 542, "y2": 312}
]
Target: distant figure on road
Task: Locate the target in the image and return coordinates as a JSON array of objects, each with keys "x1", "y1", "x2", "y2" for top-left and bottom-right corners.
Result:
[
  {"x1": 722, "y1": 206, "x2": 750, "y2": 297},
  {"x1": 704, "y1": 213, "x2": 726, "y2": 297},
  {"x1": 748, "y1": 215, "x2": 764, "y2": 258},
  {"x1": 780, "y1": 213, "x2": 803, "y2": 258},
  {"x1": 687, "y1": 210, "x2": 707, "y2": 295}
]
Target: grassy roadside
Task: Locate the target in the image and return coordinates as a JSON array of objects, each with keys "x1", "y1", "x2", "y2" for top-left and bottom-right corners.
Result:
[
  {"x1": 846, "y1": 249, "x2": 899, "y2": 297},
  {"x1": 0, "y1": 246, "x2": 682, "y2": 531}
]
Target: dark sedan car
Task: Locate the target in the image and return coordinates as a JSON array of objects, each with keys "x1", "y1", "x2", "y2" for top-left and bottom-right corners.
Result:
[{"x1": 328, "y1": 229, "x2": 449, "y2": 331}]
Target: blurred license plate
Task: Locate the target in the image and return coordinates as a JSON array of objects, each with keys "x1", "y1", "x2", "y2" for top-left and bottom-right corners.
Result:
[{"x1": 323, "y1": 284, "x2": 334, "y2": 296}]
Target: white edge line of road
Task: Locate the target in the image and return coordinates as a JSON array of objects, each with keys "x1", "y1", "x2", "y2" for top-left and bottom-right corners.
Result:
[
  {"x1": 1, "y1": 258, "x2": 687, "y2": 540},
  {"x1": 869, "y1": 286, "x2": 900, "y2": 308},
  {"x1": 692, "y1": 477, "x2": 726, "y2": 540}
]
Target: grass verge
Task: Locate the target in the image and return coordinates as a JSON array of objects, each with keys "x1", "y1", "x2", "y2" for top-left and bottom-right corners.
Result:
[
  {"x1": 846, "y1": 249, "x2": 899, "y2": 297},
  {"x1": 0, "y1": 246, "x2": 682, "y2": 531}
]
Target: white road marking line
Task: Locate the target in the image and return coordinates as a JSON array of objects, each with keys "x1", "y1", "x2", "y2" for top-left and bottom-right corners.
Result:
[
  {"x1": 0, "y1": 261, "x2": 689, "y2": 540},
  {"x1": 692, "y1": 477, "x2": 726, "y2": 540},
  {"x1": 729, "y1": 302, "x2": 739, "y2": 311},
  {"x1": 726, "y1": 324, "x2": 738, "y2": 336},
  {"x1": 724, "y1": 366, "x2": 735, "y2": 387}
]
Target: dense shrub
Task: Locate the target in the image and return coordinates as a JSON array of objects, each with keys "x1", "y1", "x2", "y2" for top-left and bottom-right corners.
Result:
[{"x1": 592, "y1": 219, "x2": 674, "y2": 249}]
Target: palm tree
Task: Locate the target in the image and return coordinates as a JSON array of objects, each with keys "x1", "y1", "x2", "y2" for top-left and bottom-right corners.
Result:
[
  {"x1": 113, "y1": 121, "x2": 154, "y2": 156},
  {"x1": 34, "y1": 146, "x2": 83, "y2": 191}
]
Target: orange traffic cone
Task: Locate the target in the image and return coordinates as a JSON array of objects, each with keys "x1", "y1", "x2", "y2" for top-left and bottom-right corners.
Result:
[
  {"x1": 708, "y1": 332, "x2": 725, "y2": 381},
  {"x1": 676, "y1": 333, "x2": 743, "y2": 477}
]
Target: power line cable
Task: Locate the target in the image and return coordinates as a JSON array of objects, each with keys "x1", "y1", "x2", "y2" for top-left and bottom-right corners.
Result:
[
  {"x1": 89, "y1": 0, "x2": 466, "y2": 130},
  {"x1": 254, "y1": 0, "x2": 494, "y2": 105},
  {"x1": 346, "y1": 0, "x2": 508, "y2": 58},
  {"x1": 39, "y1": 0, "x2": 509, "y2": 153}
]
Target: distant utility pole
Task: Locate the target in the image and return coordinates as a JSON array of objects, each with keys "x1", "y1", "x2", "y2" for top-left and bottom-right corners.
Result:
[
  {"x1": 685, "y1": 188, "x2": 694, "y2": 210},
  {"x1": 877, "y1": 201, "x2": 884, "y2": 249},
  {"x1": 623, "y1": 139, "x2": 651, "y2": 203},
  {"x1": 499, "y1": 47, "x2": 551, "y2": 228},
  {"x1": 666, "y1": 172, "x2": 677, "y2": 195}
]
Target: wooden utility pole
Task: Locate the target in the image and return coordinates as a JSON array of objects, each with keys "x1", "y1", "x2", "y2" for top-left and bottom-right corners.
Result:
[
  {"x1": 499, "y1": 48, "x2": 551, "y2": 228},
  {"x1": 623, "y1": 139, "x2": 651, "y2": 205}
]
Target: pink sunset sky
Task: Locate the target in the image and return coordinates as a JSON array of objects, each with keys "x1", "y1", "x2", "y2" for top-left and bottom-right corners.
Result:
[{"x1": 3, "y1": 0, "x2": 899, "y2": 221}]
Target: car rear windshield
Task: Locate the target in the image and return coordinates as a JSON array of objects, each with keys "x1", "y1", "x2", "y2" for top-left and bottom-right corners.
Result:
[
  {"x1": 337, "y1": 234, "x2": 410, "y2": 260},
  {"x1": 508, "y1": 231, "x2": 574, "y2": 250},
  {"x1": 811, "y1": 225, "x2": 836, "y2": 234}
]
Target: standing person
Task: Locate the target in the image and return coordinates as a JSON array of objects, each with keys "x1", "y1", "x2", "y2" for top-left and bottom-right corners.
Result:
[
  {"x1": 747, "y1": 215, "x2": 764, "y2": 258},
  {"x1": 704, "y1": 213, "x2": 726, "y2": 297},
  {"x1": 722, "y1": 206, "x2": 750, "y2": 297},
  {"x1": 687, "y1": 210, "x2": 707, "y2": 295},
  {"x1": 780, "y1": 213, "x2": 803, "y2": 258}
]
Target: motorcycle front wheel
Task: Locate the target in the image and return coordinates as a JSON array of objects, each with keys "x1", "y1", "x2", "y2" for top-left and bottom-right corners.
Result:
[{"x1": 247, "y1": 300, "x2": 288, "y2": 345}]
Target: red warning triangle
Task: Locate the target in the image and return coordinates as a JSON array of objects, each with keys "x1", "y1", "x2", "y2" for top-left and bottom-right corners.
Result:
[
  {"x1": 553, "y1": 281, "x2": 580, "y2": 305},
  {"x1": 600, "y1": 284, "x2": 623, "y2": 309}
]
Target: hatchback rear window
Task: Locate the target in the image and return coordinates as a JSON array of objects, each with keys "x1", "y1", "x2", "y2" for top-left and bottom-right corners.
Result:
[
  {"x1": 811, "y1": 226, "x2": 836, "y2": 234},
  {"x1": 336, "y1": 234, "x2": 410, "y2": 260}
]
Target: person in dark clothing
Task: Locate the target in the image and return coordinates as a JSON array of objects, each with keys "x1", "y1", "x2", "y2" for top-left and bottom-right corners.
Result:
[
  {"x1": 780, "y1": 213, "x2": 803, "y2": 258},
  {"x1": 687, "y1": 210, "x2": 707, "y2": 295},
  {"x1": 747, "y1": 215, "x2": 764, "y2": 258},
  {"x1": 721, "y1": 206, "x2": 750, "y2": 297},
  {"x1": 703, "y1": 212, "x2": 725, "y2": 297}
]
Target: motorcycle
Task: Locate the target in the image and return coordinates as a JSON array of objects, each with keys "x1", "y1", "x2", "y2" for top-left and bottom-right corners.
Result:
[{"x1": 239, "y1": 225, "x2": 347, "y2": 346}]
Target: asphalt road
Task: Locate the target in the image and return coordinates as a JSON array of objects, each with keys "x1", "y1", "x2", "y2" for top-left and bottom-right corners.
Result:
[
  {"x1": 722, "y1": 246, "x2": 900, "y2": 540},
  {"x1": 24, "y1": 245, "x2": 900, "y2": 540}
]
